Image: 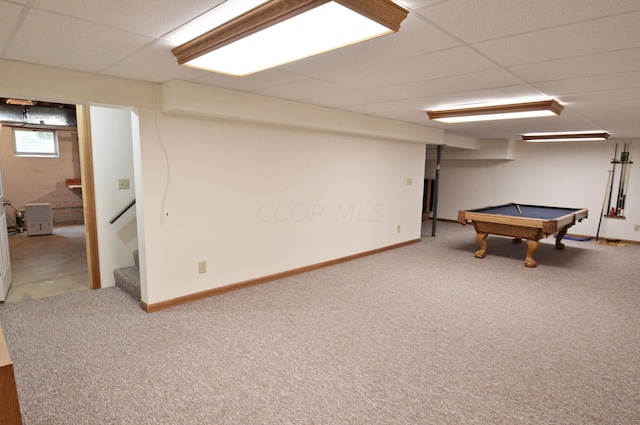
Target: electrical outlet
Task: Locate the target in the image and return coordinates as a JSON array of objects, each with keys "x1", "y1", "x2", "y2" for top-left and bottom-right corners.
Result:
[
  {"x1": 397, "y1": 225, "x2": 401, "y2": 233},
  {"x1": 118, "y1": 179, "x2": 130, "y2": 190},
  {"x1": 634, "y1": 224, "x2": 640, "y2": 232},
  {"x1": 198, "y1": 261, "x2": 207, "y2": 274}
]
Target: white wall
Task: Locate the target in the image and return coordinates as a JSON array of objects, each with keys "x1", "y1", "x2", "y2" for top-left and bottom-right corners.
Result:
[
  {"x1": 0, "y1": 60, "x2": 433, "y2": 305},
  {"x1": 140, "y1": 113, "x2": 427, "y2": 302},
  {"x1": 89, "y1": 106, "x2": 137, "y2": 287},
  {"x1": 428, "y1": 140, "x2": 639, "y2": 242},
  {"x1": 141, "y1": 81, "x2": 433, "y2": 304}
]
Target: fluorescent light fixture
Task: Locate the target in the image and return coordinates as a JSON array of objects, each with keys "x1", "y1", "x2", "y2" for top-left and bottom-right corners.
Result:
[
  {"x1": 171, "y1": 0, "x2": 408, "y2": 76},
  {"x1": 522, "y1": 131, "x2": 610, "y2": 142},
  {"x1": 426, "y1": 100, "x2": 564, "y2": 123}
]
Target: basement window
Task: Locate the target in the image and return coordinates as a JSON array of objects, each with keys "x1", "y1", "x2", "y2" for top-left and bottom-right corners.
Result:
[{"x1": 13, "y1": 129, "x2": 59, "y2": 157}]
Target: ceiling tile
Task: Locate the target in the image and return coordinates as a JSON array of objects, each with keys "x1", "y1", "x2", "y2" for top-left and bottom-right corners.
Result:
[
  {"x1": 509, "y1": 48, "x2": 640, "y2": 83},
  {"x1": 536, "y1": 71, "x2": 640, "y2": 97},
  {"x1": 5, "y1": 9, "x2": 154, "y2": 73},
  {"x1": 193, "y1": 69, "x2": 309, "y2": 93},
  {"x1": 31, "y1": 0, "x2": 222, "y2": 38},
  {"x1": 348, "y1": 100, "x2": 420, "y2": 116},
  {"x1": 372, "y1": 68, "x2": 523, "y2": 100},
  {"x1": 303, "y1": 90, "x2": 392, "y2": 110},
  {"x1": 577, "y1": 98, "x2": 640, "y2": 130},
  {"x1": 332, "y1": 47, "x2": 498, "y2": 90},
  {"x1": 256, "y1": 79, "x2": 347, "y2": 102},
  {"x1": 375, "y1": 108, "x2": 437, "y2": 126},
  {"x1": 101, "y1": 40, "x2": 208, "y2": 83},
  {"x1": 561, "y1": 87, "x2": 640, "y2": 105},
  {"x1": 474, "y1": 12, "x2": 640, "y2": 66},
  {"x1": 418, "y1": 0, "x2": 640, "y2": 43},
  {"x1": 0, "y1": 1, "x2": 23, "y2": 51}
]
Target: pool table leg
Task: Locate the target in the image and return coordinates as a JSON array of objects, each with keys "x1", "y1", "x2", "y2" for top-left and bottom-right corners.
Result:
[
  {"x1": 475, "y1": 233, "x2": 488, "y2": 259},
  {"x1": 525, "y1": 240, "x2": 539, "y2": 267},
  {"x1": 555, "y1": 227, "x2": 568, "y2": 250}
]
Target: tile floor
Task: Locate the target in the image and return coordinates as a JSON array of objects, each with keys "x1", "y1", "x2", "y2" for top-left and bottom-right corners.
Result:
[{"x1": 4, "y1": 224, "x2": 89, "y2": 303}]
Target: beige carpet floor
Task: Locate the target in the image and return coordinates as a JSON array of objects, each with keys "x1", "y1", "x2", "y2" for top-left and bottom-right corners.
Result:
[{"x1": 0, "y1": 221, "x2": 638, "y2": 424}]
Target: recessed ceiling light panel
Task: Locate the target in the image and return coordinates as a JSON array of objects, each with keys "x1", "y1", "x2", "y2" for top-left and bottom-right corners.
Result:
[
  {"x1": 522, "y1": 131, "x2": 610, "y2": 142},
  {"x1": 426, "y1": 100, "x2": 564, "y2": 123},
  {"x1": 172, "y1": 0, "x2": 409, "y2": 76}
]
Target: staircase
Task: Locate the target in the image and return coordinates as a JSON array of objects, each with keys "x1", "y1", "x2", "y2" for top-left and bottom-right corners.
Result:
[{"x1": 113, "y1": 249, "x2": 141, "y2": 302}]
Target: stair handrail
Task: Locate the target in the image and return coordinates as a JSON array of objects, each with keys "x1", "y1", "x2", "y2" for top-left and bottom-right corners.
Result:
[{"x1": 109, "y1": 199, "x2": 136, "y2": 224}]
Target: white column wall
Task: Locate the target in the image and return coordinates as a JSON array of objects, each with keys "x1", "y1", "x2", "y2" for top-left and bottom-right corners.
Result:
[{"x1": 140, "y1": 112, "x2": 427, "y2": 303}]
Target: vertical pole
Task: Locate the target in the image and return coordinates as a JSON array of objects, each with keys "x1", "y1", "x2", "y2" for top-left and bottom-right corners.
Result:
[
  {"x1": 616, "y1": 143, "x2": 627, "y2": 215},
  {"x1": 431, "y1": 145, "x2": 442, "y2": 237},
  {"x1": 607, "y1": 143, "x2": 617, "y2": 215},
  {"x1": 596, "y1": 170, "x2": 612, "y2": 241}
]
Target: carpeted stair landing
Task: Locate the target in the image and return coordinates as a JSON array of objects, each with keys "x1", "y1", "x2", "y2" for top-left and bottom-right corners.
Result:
[{"x1": 113, "y1": 249, "x2": 140, "y2": 302}]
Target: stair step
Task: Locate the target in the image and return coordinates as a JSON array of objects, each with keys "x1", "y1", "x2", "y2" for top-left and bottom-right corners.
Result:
[{"x1": 114, "y1": 265, "x2": 140, "y2": 302}]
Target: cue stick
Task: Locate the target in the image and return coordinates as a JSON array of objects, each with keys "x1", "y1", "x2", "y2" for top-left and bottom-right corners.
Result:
[
  {"x1": 596, "y1": 169, "x2": 613, "y2": 241},
  {"x1": 618, "y1": 144, "x2": 632, "y2": 215},
  {"x1": 431, "y1": 144, "x2": 442, "y2": 237},
  {"x1": 622, "y1": 154, "x2": 632, "y2": 215},
  {"x1": 608, "y1": 143, "x2": 618, "y2": 215},
  {"x1": 616, "y1": 142, "x2": 625, "y2": 213},
  {"x1": 616, "y1": 143, "x2": 628, "y2": 215}
]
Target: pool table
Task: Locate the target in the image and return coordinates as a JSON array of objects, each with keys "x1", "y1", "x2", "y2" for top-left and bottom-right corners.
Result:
[{"x1": 457, "y1": 203, "x2": 588, "y2": 267}]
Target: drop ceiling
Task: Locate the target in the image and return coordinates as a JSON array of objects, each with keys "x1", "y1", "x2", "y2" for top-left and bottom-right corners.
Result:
[{"x1": 1, "y1": 0, "x2": 639, "y2": 140}]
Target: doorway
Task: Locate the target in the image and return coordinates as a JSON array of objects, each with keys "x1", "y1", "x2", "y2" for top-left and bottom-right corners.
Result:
[
  {"x1": 1, "y1": 101, "x2": 140, "y2": 305},
  {"x1": 0, "y1": 100, "x2": 95, "y2": 303}
]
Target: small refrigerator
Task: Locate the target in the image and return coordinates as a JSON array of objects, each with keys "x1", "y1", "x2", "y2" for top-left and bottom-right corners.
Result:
[{"x1": 25, "y1": 203, "x2": 53, "y2": 236}]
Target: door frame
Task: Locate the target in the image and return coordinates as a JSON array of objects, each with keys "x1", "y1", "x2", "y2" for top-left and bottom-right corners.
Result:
[{"x1": 76, "y1": 105, "x2": 101, "y2": 290}]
